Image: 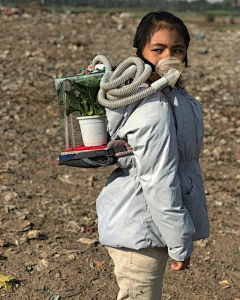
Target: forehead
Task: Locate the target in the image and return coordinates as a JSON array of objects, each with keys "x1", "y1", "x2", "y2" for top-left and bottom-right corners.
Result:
[{"x1": 150, "y1": 28, "x2": 186, "y2": 46}]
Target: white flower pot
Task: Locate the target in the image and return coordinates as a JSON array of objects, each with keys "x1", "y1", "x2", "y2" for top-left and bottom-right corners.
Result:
[{"x1": 76, "y1": 115, "x2": 107, "y2": 147}]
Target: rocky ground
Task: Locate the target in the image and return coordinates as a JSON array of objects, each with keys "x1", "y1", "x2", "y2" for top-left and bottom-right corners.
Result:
[{"x1": 0, "y1": 3, "x2": 239, "y2": 300}]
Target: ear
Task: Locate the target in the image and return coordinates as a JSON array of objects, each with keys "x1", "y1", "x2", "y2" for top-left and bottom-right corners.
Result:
[{"x1": 133, "y1": 53, "x2": 138, "y2": 57}]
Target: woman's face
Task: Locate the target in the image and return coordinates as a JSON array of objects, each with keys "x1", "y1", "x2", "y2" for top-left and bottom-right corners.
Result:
[{"x1": 142, "y1": 28, "x2": 187, "y2": 65}]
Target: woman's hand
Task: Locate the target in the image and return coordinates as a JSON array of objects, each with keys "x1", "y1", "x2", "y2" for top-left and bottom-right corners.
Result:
[
  {"x1": 107, "y1": 139, "x2": 133, "y2": 157},
  {"x1": 170, "y1": 256, "x2": 190, "y2": 271}
]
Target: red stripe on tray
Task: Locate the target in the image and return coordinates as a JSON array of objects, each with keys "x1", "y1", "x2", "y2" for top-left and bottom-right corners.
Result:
[{"x1": 64, "y1": 145, "x2": 107, "y2": 152}]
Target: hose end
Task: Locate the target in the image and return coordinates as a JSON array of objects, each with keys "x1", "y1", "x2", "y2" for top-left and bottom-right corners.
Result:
[{"x1": 151, "y1": 77, "x2": 169, "y2": 92}]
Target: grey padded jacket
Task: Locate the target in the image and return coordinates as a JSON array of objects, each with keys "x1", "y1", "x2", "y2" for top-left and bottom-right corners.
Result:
[{"x1": 96, "y1": 86, "x2": 210, "y2": 262}]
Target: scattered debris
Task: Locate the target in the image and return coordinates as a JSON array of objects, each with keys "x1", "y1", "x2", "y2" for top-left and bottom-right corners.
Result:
[
  {"x1": 0, "y1": 274, "x2": 24, "y2": 290},
  {"x1": 36, "y1": 259, "x2": 49, "y2": 272},
  {"x1": 27, "y1": 230, "x2": 40, "y2": 240},
  {"x1": 77, "y1": 238, "x2": 98, "y2": 245},
  {"x1": 0, "y1": 3, "x2": 239, "y2": 299},
  {"x1": 49, "y1": 294, "x2": 60, "y2": 300},
  {"x1": 0, "y1": 274, "x2": 13, "y2": 290},
  {"x1": 2, "y1": 220, "x2": 32, "y2": 232},
  {"x1": 94, "y1": 261, "x2": 104, "y2": 271},
  {"x1": 195, "y1": 239, "x2": 208, "y2": 248},
  {"x1": 218, "y1": 279, "x2": 231, "y2": 289}
]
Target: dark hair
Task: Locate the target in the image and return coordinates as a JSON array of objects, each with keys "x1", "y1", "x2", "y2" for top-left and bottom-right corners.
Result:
[
  {"x1": 133, "y1": 12, "x2": 190, "y2": 89},
  {"x1": 134, "y1": 11, "x2": 190, "y2": 57}
]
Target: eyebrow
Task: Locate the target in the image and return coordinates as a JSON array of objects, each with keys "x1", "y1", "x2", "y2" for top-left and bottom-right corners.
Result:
[{"x1": 151, "y1": 43, "x2": 185, "y2": 48}]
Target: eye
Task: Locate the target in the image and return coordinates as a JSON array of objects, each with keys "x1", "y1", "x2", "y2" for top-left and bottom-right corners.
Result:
[
  {"x1": 152, "y1": 49, "x2": 163, "y2": 53},
  {"x1": 174, "y1": 49, "x2": 184, "y2": 53}
]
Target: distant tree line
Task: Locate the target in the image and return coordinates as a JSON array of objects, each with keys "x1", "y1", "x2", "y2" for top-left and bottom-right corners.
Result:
[{"x1": 1, "y1": 0, "x2": 234, "y2": 13}]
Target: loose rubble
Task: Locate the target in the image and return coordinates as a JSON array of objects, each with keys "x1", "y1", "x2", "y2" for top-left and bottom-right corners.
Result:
[{"x1": 0, "y1": 3, "x2": 239, "y2": 300}]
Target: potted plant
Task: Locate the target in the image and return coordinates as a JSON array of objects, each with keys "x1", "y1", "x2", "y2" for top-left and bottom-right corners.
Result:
[{"x1": 55, "y1": 69, "x2": 107, "y2": 147}]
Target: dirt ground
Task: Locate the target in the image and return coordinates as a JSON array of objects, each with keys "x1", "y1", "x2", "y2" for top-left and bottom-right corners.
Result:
[{"x1": 0, "y1": 4, "x2": 239, "y2": 300}]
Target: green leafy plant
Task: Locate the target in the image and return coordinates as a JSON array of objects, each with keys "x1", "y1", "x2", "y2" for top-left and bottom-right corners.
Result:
[{"x1": 56, "y1": 72, "x2": 105, "y2": 116}]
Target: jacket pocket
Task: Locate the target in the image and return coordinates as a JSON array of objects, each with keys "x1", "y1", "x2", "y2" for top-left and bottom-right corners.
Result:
[
  {"x1": 182, "y1": 180, "x2": 199, "y2": 227},
  {"x1": 182, "y1": 178, "x2": 197, "y2": 205},
  {"x1": 180, "y1": 170, "x2": 195, "y2": 200}
]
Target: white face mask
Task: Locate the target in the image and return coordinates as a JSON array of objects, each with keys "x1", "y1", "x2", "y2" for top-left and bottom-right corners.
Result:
[
  {"x1": 155, "y1": 57, "x2": 185, "y2": 87},
  {"x1": 156, "y1": 57, "x2": 185, "y2": 77}
]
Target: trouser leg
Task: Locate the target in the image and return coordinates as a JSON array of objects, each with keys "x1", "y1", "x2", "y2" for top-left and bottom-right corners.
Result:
[{"x1": 107, "y1": 247, "x2": 168, "y2": 300}]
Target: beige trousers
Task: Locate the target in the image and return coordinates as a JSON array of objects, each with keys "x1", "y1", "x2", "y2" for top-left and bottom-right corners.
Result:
[{"x1": 107, "y1": 247, "x2": 168, "y2": 300}]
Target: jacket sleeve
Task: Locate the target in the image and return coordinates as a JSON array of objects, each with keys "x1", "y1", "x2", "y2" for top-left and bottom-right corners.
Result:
[{"x1": 118, "y1": 94, "x2": 195, "y2": 261}]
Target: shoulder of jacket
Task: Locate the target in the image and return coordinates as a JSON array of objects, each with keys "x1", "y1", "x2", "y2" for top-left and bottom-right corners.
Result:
[
  {"x1": 126, "y1": 93, "x2": 171, "y2": 124},
  {"x1": 175, "y1": 87, "x2": 202, "y2": 104}
]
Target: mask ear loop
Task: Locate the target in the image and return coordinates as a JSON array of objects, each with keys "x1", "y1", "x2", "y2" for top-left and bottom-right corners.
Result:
[
  {"x1": 136, "y1": 51, "x2": 156, "y2": 72},
  {"x1": 185, "y1": 53, "x2": 188, "y2": 68}
]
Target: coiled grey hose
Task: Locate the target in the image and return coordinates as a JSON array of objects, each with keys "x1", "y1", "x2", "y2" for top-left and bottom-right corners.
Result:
[{"x1": 92, "y1": 55, "x2": 181, "y2": 109}]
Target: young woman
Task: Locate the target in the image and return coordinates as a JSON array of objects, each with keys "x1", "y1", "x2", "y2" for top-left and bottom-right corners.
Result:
[{"x1": 96, "y1": 11, "x2": 209, "y2": 300}]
